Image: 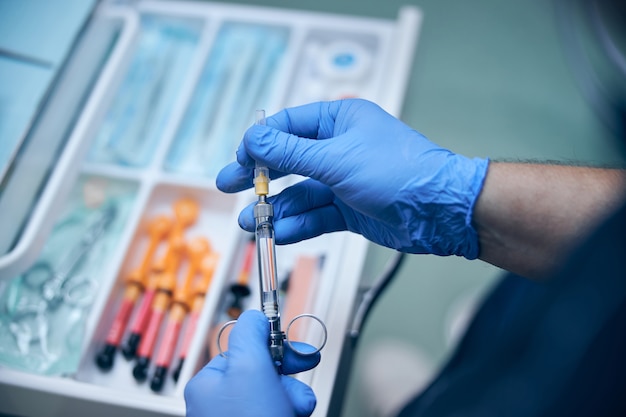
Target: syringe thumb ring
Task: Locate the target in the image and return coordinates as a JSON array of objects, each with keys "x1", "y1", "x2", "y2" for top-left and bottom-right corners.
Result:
[
  {"x1": 285, "y1": 314, "x2": 329, "y2": 356},
  {"x1": 215, "y1": 315, "x2": 327, "y2": 359}
]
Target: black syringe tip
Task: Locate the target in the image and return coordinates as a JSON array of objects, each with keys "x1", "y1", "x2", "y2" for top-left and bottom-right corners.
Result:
[
  {"x1": 172, "y1": 358, "x2": 184, "y2": 383},
  {"x1": 95, "y1": 344, "x2": 117, "y2": 371},
  {"x1": 132, "y1": 356, "x2": 150, "y2": 382},
  {"x1": 122, "y1": 333, "x2": 141, "y2": 360},
  {"x1": 230, "y1": 283, "x2": 251, "y2": 298},
  {"x1": 227, "y1": 284, "x2": 251, "y2": 319},
  {"x1": 150, "y1": 366, "x2": 168, "y2": 392}
]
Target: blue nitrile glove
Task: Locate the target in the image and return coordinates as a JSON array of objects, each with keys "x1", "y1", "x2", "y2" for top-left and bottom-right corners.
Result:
[
  {"x1": 184, "y1": 310, "x2": 320, "y2": 417},
  {"x1": 216, "y1": 99, "x2": 489, "y2": 259}
]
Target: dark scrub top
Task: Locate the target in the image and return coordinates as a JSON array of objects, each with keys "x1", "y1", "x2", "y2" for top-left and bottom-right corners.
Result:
[{"x1": 399, "y1": 200, "x2": 626, "y2": 417}]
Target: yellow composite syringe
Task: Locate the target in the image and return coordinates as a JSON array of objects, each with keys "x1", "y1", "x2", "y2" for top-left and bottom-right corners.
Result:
[{"x1": 252, "y1": 109, "x2": 285, "y2": 368}]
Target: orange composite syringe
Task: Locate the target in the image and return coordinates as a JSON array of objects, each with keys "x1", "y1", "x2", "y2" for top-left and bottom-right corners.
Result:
[
  {"x1": 150, "y1": 237, "x2": 210, "y2": 392},
  {"x1": 95, "y1": 215, "x2": 172, "y2": 370},
  {"x1": 132, "y1": 197, "x2": 199, "y2": 381},
  {"x1": 172, "y1": 248, "x2": 219, "y2": 382},
  {"x1": 132, "y1": 234, "x2": 184, "y2": 382},
  {"x1": 122, "y1": 198, "x2": 199, "y2": 360}
]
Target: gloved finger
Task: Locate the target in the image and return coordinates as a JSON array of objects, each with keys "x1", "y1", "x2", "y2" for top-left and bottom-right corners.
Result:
[
  {"x1": 183, "y1": 354, "x2": 228, "y2": 405},
  {"x1": 272, "y1": 180, "x2": 347, "y2": 243},
  {"x1": 265, "y1": 101, "x2": 341, "y2": 140},
  {"x1": 225, "y1": 102, "x2": 334, "y2": 174},
  {"x1": 217, "y1": 138, "x2": 292, "y2": 193},
  {"x1": 280, "y1": 375, "x2": 317, "y2": 417},
  {"x1": 238, "y1": 179, "x2": 334, "y2": 230},
  {"x1": 216, "y1": 101, "x2": 346, "y2": 193},
  {"x1": 200, "y1": 353, "x2": 228, "y2": 373},
  {"x1": 272, "y1": 179, "x2": 334, "y2": 218},
  {"x1": 237, "y1": 180, "x2": 347, "y2": 242},
  {"x1": 215, "y1": 161, "x2": 253, "y2": 193},
  {"x1": 273, "y1": 206, "x2": 346, "y2": 244},
  {"x1": 226, "y1": 310, "x2": 276, "y2": 375},
  {"x1": 236, "y1": 202, "x2": 255, "y2": 232},
  {"x1": 240, "y1": 100, "x2": 359, "y2": 170},
  {"x1": 215, "y1": 143, "x2": 296, "y2": 194},
  {"x1": 282, "y1": 341, "x2": 321, "y2": 375},
  {"x1": 243, "y1": 125, "x2": 346, "y2": 183}
]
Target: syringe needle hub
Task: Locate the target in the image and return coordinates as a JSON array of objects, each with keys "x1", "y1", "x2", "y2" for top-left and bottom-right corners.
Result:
[{"x1": 254, "y1": 168, "x2": 269, "y2": 197}]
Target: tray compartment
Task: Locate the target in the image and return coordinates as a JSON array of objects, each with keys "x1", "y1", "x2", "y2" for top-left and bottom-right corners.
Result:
[
  {"x1": 0, "y1": 175, "x2": 139, "y2": 376},
  {"x1": 164, "y1": 21, "x2": 291, "y2": 178},
  {"x1": 87, "y1": 15, "x2": 203, "y2": 169},
  {"x1": 76, "y1": 182, "x2": 240, "y2": 397}
]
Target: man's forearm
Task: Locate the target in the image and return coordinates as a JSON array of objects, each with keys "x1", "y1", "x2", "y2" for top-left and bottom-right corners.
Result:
[{"x1": 472, "y1": 162, "x2": 626, "y2": 278}]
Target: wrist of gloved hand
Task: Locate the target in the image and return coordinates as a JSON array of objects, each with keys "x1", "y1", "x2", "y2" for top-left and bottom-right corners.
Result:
[
  {"x1": 216, "y1": 99, "x2": 490, "y2": 260},
  {"x1": 184, "y1": 310, "x2": 320, "y2": 417},
  {"x1": 395, "y1": 153, "x2": 489, "y2": 259}
]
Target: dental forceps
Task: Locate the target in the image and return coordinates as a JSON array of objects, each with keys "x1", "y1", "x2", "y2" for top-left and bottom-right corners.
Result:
[
  {"x1": 7, "y1": 205, "x2": 117, "y2": 357},
  {"x1": 22, "y1": 205, "x2": 117, "y2": 309},
  {"x1": 217, "y1": 110, "x2": 327, "y2": 370}
]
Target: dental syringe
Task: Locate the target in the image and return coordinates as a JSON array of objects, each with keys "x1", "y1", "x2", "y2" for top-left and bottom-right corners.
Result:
[
  {"x1": 214, "y1": 112, "x2": 328, "y2": 363},
  {"x1": 253, "y1": 109, "x2": 285, "y2": 368}
]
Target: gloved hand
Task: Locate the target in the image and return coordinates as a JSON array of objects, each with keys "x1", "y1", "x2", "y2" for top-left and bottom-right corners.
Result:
[
  {"x1": 184, "y1": 310, "x2": 320, "y2": 417},
  {"x1": 216, "y1": 99, "x2": 489, "y2": 259}
]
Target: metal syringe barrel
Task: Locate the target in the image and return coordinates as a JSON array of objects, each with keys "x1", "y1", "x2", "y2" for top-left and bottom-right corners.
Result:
[{"x1": 254, "y1": 201, "x2": 285, "y2": 365}]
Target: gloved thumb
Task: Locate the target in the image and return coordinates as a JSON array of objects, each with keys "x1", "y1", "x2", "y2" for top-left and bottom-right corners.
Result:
[
  {"x1": 281, "y1": 376, "x2": 317, "y2": 417},
  {"x1": 226, "y1": 310, "x2": 275, "y2": 373}
]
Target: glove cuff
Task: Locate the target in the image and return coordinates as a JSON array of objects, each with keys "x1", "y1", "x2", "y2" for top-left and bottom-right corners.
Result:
[
  {"x1": 460, "y1": 157, "x2": 489, "y2": 259},
  {"x1": 401, "y1": 155, "x2": 489, "y2": 259}
]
